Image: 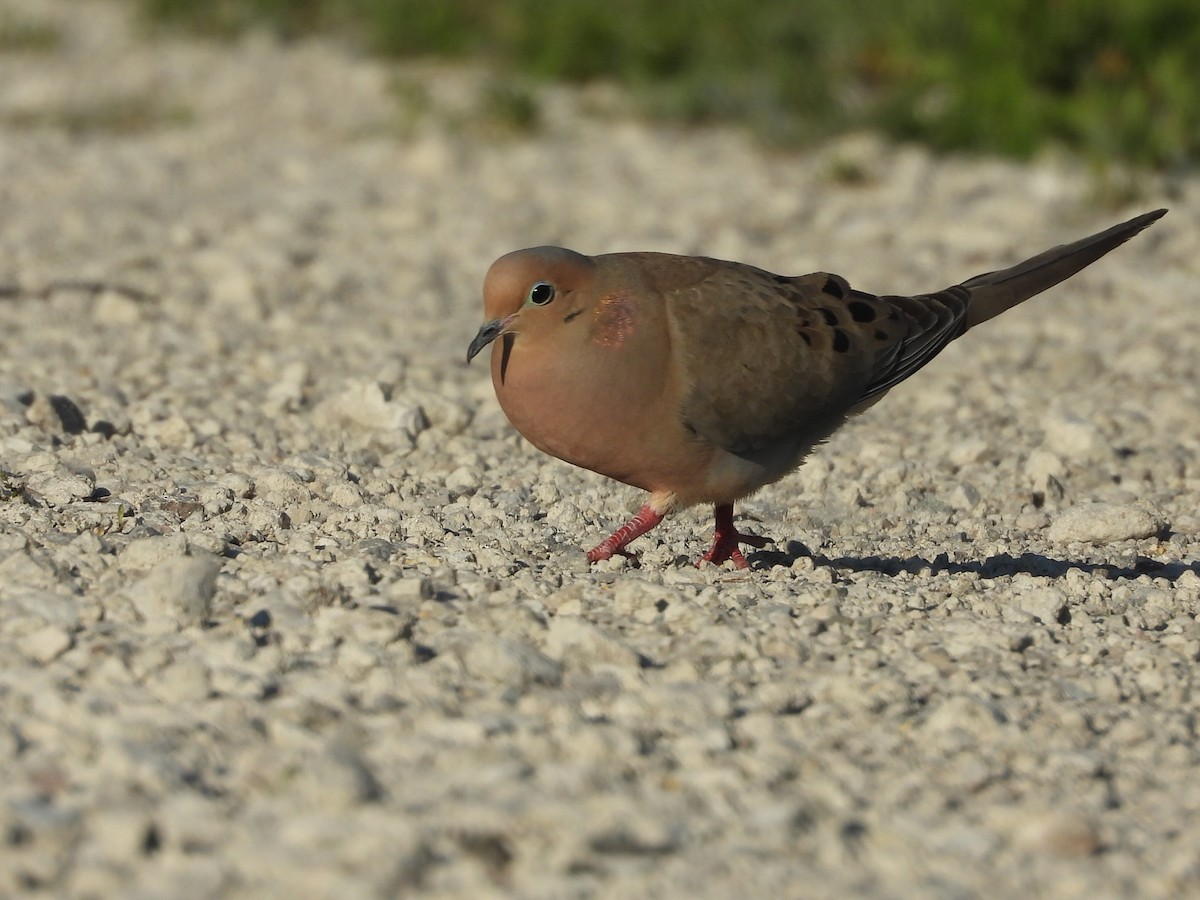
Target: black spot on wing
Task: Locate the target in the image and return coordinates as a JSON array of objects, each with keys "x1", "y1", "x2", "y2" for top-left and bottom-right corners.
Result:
[
  {"x1": 822, "y1": 276, "x2": 848, "y2": 298},
  {"x1": 857, "y1": 286, "x2": 971, "y2": 403},
  {"x1": 832, "y1": 329, "x2": 850, "y2": 353},
  {"x1": 816, "y1": 307, "x2": 839, "y2": 326},
  {"x1": 848, "y1": 300, "x2": 876, "y2": 322}
]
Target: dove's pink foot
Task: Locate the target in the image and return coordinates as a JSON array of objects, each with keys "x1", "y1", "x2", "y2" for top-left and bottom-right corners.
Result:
[
  {"x1": 587, "y1": 504, "x2": 665, "y2": 563},
  {"x1": 697, "y1": 503, "x2": 769, "y2": 569}
]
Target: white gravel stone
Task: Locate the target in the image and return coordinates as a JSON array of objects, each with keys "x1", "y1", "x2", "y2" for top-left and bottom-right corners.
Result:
[
  {"x1": 312, "y1": 380, "x2": 427, "y2": 446},
  {"x1": 947, "y1": 436, "x2": 993, "y2": 467},
  {"x1": 117, "y1": 534, "x2": 191, "y2": 572},
  {"x1": 126, "y1": 556, "x2": 221, "y2": 630},
  {"x1": 1047, "y1": 502, "x2": 1164, "y2": 544},
  {"x1": 91, "y1": 290, "x2": 143, "y2": 326},
  {"x1": 445, "y1": 465, "x2": 480, "y2": 494},
  {"x1": 19, "y1": 623, "x2": 74, "y2": 664},
  {"x1": 1024, "y1": 447, "x2": 1065, "y2": 486},
  {"x1": 461, "y1": 634, "x2": 563, "y2": 686},
  {"x1": 1017, "y1": 586, "x2": 1069, "y2": 625},
  {"x1": 25, "y1": 467, "x2": 95, "y2": 505},
  {"x1": 542, "y1": 616, "x2": 643, "y2": 669},
  {"x1": 1040, "y1": 411, "x2": 1106, "y2": 460},
  {"x1": 143, "y1": 414, "x2": 197, "y2": 449},
  {"x1": 146, "y1": 655, "x2": 212, "y2": 704},
  {"x1": 0, "y1": 550, "x2": 60, "y2": 592},
  {"x1": 293, "y1": 742, "x2": 385, "y2": 809},
  {"x1": 1013, "y1": 811, "x2": 1101, "y2": 858}
]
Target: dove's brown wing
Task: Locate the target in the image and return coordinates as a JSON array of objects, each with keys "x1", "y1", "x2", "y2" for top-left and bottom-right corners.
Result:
[
  {"x1": 851, "y1": 287, "x2": 971, "y2": 403},
  {"x1": 660, "y1": 260, "x2": 943, "y2": 456}
]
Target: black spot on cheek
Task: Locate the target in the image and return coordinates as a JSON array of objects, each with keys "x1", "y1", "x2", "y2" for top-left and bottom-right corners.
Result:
[
  {"x1": 817, "y1": 307, "x2": 839, "y2": 326},
  {"x1": 848, "y1": 300, "x2": 876, "y2": 322},
  {"x1": 563, "y1": 308, "x2": 584, "y2": 324},
  {"x1": 874, "y1": 329, "x2": 889, "y2": 341},
  {"x1": 499, "y1": 332, "x2": 514, "y2": 384},
  {"x1": 822, "y1": 276, "x2": 846, "y2": 299},
  {"x1": 832, "y1": 329, "x2": 850, "y2": 353}
]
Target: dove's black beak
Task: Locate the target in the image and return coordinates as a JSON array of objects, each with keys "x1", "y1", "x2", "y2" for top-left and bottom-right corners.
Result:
[{"x1": 467, "y1": 318, "x2": 506, "y2": 363}]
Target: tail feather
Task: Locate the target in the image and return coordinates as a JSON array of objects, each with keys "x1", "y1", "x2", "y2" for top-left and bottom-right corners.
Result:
[{"x1": 963, "y1": 208, "x2": 1167, "y2": 329}]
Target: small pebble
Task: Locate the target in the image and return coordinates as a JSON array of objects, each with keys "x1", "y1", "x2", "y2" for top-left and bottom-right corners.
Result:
[
  {"x1": 1047, "y1": 503, "x2": 1163, "y2": 544},
  {"x1": 19, "y1": 624, "x2": 74, "y2": 664},
  {"x1": 127, "y1": 556, "x2": 221, "y2": 630}
]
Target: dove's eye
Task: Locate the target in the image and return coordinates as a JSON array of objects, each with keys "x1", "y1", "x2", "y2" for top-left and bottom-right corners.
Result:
[{"x1": 527, "y1": 281, "x2": 555, "y2": 305}]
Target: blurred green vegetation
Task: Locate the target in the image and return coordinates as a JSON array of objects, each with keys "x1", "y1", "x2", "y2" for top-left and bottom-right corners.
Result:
[
  {"x1": 0, "y1": 10, "x2": 62, "y2": 51},
  {"x1": 131, "y1": 0, "x2": 1200, "y2": 167},
  {"x1": 1, "y1": 95, "x2": 194, "y2": 134}
]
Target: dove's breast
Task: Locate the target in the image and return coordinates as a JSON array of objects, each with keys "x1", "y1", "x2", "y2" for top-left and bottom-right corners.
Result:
[{"x1": 489, "y1": 291, "x2": 714, "y2": 499}]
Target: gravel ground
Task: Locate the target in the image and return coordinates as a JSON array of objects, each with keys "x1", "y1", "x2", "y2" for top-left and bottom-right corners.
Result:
[{"x1": 2, "y1": 2, "x2": 1199, "y2": 897}]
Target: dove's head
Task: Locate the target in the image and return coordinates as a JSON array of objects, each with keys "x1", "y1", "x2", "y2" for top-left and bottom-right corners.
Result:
[{"x1": 467, "y1": 246, "x2": 595, "y2": 364}]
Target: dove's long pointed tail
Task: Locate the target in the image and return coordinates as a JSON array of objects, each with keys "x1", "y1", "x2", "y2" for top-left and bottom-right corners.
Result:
[{"x1": 963, "y1": 208, "x2": 1167, "y2": 329}]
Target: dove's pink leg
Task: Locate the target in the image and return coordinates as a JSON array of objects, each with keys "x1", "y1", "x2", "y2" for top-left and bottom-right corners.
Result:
[
  {"x1": 587, "y1": 505, "x2": 664, "y2": 563},
  {"x1": 698, "y1": 504, "x2": 769, "y2": 569}
]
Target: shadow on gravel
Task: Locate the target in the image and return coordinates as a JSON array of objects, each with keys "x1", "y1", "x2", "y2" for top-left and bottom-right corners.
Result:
[{"x1": 765, "y1": 542, "x2": 1200, "y2": 583}]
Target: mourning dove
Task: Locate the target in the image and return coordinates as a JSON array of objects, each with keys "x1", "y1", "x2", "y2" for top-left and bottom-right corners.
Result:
[{"x1": 468, "y1": 209, "x2": 1166, "y2": 568}]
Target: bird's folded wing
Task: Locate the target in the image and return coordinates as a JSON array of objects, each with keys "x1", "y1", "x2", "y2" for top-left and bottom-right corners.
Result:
[{"x1": 667, "y1": 266, "x2": 952, "y2": 456}]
